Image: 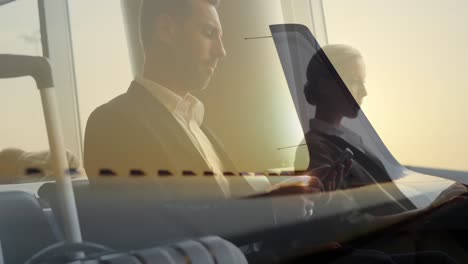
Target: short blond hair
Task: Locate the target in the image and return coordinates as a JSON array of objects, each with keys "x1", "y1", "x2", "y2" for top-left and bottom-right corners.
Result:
[{"x1": 304, "y1": 44, "x2": 362, "y2": 105}]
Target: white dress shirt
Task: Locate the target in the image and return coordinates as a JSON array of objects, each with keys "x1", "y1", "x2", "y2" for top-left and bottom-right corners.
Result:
[{"x1": 136, "y1": 76, "x2": 231, "y2": 197}]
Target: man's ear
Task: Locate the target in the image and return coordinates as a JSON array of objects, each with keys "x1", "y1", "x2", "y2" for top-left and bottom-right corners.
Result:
[
  {"x1": 154, "y1": 14, "x2": 179, "y2": 45},
  {"x1": 317, "y1": 78, "x2": 334, "y2": 96}
]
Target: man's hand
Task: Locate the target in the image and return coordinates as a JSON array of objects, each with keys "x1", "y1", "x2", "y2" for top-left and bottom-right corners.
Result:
[
  {"x1": 309, "y1": 162, "x2": 352, "y2": 191},
  {"x1": 307, "y1": 161, "x2": 352, "y2": 204},
  {"x1": 266, "y1": 175, "x2": 324, "y2": 196},
  {"x1": 245, "y1": 163, "x2": 352, "y2": 221},
  {"x1": 264, "y1": 162, "x2": 352, "y2": 197}
]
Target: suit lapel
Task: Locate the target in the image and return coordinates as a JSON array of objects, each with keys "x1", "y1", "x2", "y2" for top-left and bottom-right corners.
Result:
[
  {"x1": 127, "y1": 82, "x2": 210, "y2": 172},
  {"x1": 128, "y1": 82, "x2": 254, "y2": 195},
  {"x1": 202, "y1": 127, "x2": 236, "y2": 172}
]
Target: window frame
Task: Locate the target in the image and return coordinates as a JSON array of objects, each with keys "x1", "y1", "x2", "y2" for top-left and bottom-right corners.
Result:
[{"x1": 39, "y1": 0, "x2": 83, "y2": 163}]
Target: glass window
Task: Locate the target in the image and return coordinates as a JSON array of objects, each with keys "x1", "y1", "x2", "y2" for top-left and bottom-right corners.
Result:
[
  {"x1": 0, "y1": 0, "x2": 52, "y2": 184},
  {"x1": 68, "y1": 0, "x2": 133, "y2": 139},
  {"x1": 323, "y1": 0, "x2": 468, "y2": 173},
  {"x1": 0, "y1": 1, "x2": 83, "y2": 185},
  {"x1": 0, "y1": 78, "x2": 47, "y2": 152},
  {"x1": 0, "y1": 0, "x2": 42, "y2": 56}
]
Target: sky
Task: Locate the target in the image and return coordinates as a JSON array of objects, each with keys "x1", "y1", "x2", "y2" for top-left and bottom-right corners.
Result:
[
  {"x1": 324, "y1": 0, "x2": 468, "y2": 171},
  {"x1": 1, "y1": 0, "x2": 467, "y2": 172}
]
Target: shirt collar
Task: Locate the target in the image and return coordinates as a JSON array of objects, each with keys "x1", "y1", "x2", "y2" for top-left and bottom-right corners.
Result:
[
  {"x1": 136, "y1": 76, "x2": 205, "y2": 126},
  {"x1": 309, "y1": 118, "x2": 363, "y2": 147},
  {"x1": 174, "y1": 93, "x2": 205, "y2": 126},
  {"x1": 309, "y1": 118, "x2": 344, "y2": 136}
]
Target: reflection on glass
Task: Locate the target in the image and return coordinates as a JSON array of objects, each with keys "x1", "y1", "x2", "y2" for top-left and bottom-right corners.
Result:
[
  {"x1": 0, "y1": 0, "x2": 54, "y2": 185},
  {"x1": 83, "y1": 0, "x2": 230, "y2": 186},
  {"x1": 68, "y1": 0, "x2": 133, "y2": 141},
  {"x1": 323, "y1": 1, "x2": 468, "y2": 172},
  {"x1": 0, "y1": 2, "x2": 84, "y2": 184},
  {"x1": 0, "y1": 77, "x2": 49, "y2": 183},
  {"x1": 300, "y1": 44, "x2": 379, "y2": 189},
  {"x1": 83, "y1": 0, "x2": 303, "y2": 199}
]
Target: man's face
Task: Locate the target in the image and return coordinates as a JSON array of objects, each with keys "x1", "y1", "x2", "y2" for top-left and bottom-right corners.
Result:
[
  {"x1": 341, "y1": 58, "x2": 367, "y2": 118},
  {"x1": 319, "y1": 58, "x2": 367, "y2": 119},
  {"x1": 172, "y1": 0, "x2": 226, "y2": 91},
  {"x1": 342, "y1": 58, "x2": 367, "y2": 106}
]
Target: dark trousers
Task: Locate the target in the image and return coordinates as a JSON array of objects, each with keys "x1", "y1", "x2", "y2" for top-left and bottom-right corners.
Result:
[
  {"x1": 332, "y1": 197, "x2": 468, "y2": 264},
  {"x1": 295, "y1": 197, "x2": 468, "y2": 264}
]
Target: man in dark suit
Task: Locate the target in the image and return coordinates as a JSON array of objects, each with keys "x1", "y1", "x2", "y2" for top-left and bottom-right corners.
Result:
[{"x1": 83, "y1": 0, "x2": 239, "y2": 197}]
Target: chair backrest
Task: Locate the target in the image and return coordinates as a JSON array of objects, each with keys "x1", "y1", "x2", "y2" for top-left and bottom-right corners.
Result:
[
  {"x1": 0, "y1": 191, "x2": 57, "y2": 264},
  {"x1": 38, "y1": 181, "x2": 276, "y2": 251}
]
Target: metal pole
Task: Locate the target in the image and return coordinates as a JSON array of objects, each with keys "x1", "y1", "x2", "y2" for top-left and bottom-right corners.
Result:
[
  {"x1": 40, "y1": 87, "x2": 82, "y2": 243},
  {"x1": 0, "y1": 54, "x2": 83, "y2": 243}
]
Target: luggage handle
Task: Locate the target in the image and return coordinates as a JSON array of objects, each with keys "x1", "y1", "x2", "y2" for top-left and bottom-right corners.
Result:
[
  {"x1": 0, "y1": 54, "x2": 83, "y2": 244},
  {"x1": 0, "y1": 54, "x2": 54, "y2": 89}
]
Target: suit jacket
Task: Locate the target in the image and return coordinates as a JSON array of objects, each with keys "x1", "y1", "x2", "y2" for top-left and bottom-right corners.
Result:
[{"x1": 84, "y1": 81, "x2": 252, "y2": 197}]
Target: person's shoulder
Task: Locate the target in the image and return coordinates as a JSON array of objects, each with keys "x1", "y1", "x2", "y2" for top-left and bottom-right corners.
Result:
[
  {"x1": 303, "y1": 129, "x2": 326, "y2": 143},
  {"x1": 86, "y1": 82, "x2": 146, "y2": 123},
  {"x1": 100, "y1": 83, "x2": 142, "y2": 110},
  {"x1": 85, "y1": 84, "x2": 148, "y2": 138},
  {"x1": 86, "y1": 94, "x2": 127, "y2": 128}
]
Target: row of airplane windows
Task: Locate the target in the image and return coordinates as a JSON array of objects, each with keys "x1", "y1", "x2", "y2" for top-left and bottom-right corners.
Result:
[{"x1": 17, "y1": 168, "x2": 309, "y2": 177}]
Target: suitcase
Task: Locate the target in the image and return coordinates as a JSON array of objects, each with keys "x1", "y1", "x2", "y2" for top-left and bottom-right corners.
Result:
[{"x1": 0, "y1": 54, "x2": 83, "y2": 244}]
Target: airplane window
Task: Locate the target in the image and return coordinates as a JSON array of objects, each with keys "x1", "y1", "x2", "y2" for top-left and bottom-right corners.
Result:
[{"x1": 323, "y1": 0, "x2": 468, "y2": 174}]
